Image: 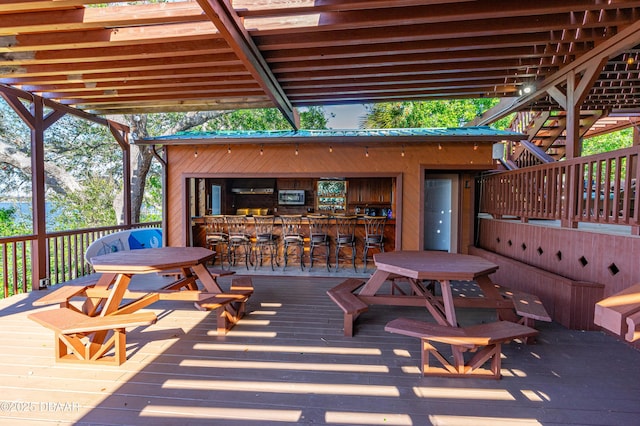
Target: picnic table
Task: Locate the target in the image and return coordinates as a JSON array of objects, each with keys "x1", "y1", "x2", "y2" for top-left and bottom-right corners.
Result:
[
  {"x1": 29, "y1": 247, "x2": 252, "y2": 365},
  {"x1": 361, "y1": 250, "x2": 519, "y2": 326},
  {"x1": 328, "y1": 250, "x2": 545, "y2": 378}
]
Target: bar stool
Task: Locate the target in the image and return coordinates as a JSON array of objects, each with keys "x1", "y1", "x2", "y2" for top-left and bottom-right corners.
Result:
[
  {"x1": 203, "y1": 215, "x2": 228, "y2": 267},
  {"x1": 281, "y1": 215, "x2": 305, "y2": 271},
  {"x1": 334, "y1": 215, "x2": 358, "y2": 272},
  {"x1": 307, "y1": 214, "x2": 331, "y2": 271},
  {"x1": 225, "y1": 215, "x2": 252, "y2": 270},
  {"x1": 252, "y1": 215, "x2": 279, "y2": 271},
  {"x1": 363, "y1": 215, "x2": 386, "y2": 272}
]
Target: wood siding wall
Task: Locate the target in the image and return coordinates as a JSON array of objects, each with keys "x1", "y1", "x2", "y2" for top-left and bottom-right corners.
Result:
[
  {"x1": 477, "y1": 218, "x2": 639, "y2": 297},
  {"x1": 165, "y1": 141, "x2": 494, "y2": 250}
]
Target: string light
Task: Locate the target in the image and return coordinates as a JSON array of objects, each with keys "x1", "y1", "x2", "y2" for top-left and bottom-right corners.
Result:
[
  {"x1": 329, "y1": 145, "x2": 333, "y2": 153},
  {"x1": 365, "y1": 146, "x2": 369, "y2": 157},
  {"x1": 295, "y1": 144, "x2": 299, "y2": 155},
  {"x1": 227, "y1": 144, "x2": 231, "y2": 154},
  {"x1": 401, "y1": 144, "x2": 405, "y2": 157},
  {"x1": 194, "y1": 147, "x2": 198, "y2": 158},
  {"x1": 473, "y1": 142, "x2": 478, "y2": 151},
  {"x1": 438, "y1": 143, "x2": 442, "y2": 150},
  {"x1": 260, "y1": 144, "x2": 264, "y2": 155}
]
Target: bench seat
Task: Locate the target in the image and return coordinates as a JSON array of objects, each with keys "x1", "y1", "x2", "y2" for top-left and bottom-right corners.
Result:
[
  {"x1": 32, "y1": 278, "x2": 100, "y2": 308},
  {"x1": 594, "y1": 283, "x2": 640, "y2": 337},
  {"x1": 194, "y1": 277, "x2": 254, "y2": 334},
  {"x1": 327, "y1": 278, "x2": 367, "y2": 336},
  {"x1": 625, "y1": 311, "x2": 640, "y2": 342},
  {"x1": 495, "y1": 284, "x2": 551, "y2": 329},
  {"x1": 28, "y1": 307, "x2": 157, "y2": 365},
  {"x1": 385, "y1": 318, "x2": 538, "y2": 379}
]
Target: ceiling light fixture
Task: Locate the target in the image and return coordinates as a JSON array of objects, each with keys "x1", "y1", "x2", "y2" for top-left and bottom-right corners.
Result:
[{"x1": 519, "y1": 84, "x2": 535, "y2": 96}]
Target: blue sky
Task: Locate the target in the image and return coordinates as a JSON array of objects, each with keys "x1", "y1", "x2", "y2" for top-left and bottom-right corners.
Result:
[{"x1": 324, "y1": 104, "x2": 368, "y2": 129}]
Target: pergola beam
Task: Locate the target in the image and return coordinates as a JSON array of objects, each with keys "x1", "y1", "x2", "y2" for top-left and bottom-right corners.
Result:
[
  {"x1": 196, "y1": 0, "x2": 297, "y2": 129},
  {"x1": 476, "y1": 19, "x2": 640, "y2": 126}
]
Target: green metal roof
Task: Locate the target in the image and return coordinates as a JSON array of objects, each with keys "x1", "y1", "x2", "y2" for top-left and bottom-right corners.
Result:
[{"x1": 141, "y1": 126, "x2": 524, "y2": 144}]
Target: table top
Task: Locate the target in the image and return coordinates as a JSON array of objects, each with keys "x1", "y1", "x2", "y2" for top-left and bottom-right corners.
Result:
[
  {"x1": 91, "y1": 246, "x2": 215, "y2": 274},
  {"x1": 373, "y1": 250, "x2": 498, "y2": 281}
]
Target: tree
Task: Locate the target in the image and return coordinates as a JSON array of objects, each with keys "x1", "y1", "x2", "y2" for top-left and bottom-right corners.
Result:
[
  {"x1": 362, "y1": 99, "x2": 511, "y2": 129},
  {"x1": 582, "y1": 128, "x2": 633, "y2": 156},
  {"x1": 0, "y1": 101, "x2": 329, "y2": 233},
  {"x1": 120, "y1": 106, "x2": 328, "y2": 224}
]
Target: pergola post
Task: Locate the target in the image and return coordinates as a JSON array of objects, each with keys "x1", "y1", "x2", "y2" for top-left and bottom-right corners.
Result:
[
  {"x1": 0, "y1": 84, "x2": 131, "y2": 290},
  {"x1": 30, "y1": 98, "x2": 48, "y2": 288}
]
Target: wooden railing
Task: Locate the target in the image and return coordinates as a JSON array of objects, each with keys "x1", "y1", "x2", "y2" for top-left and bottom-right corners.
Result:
[
  {"x1": 479, "y1": 145, "x2": 640, "y2": 234},
  {"x1": 0, "y1": 222, "x2": 160, "y2": 299}
]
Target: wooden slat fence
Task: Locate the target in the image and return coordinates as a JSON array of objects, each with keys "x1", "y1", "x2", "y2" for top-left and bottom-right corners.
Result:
[
  {"x1": 0, "y1": 222, "x2": 160, "y2": 298},
  {"x1": 480, "y1": 145, "x2": 640, "y2": 234}
]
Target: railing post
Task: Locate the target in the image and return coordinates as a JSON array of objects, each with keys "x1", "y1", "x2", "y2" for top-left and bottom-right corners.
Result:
[{"x1": 561, "y1": 163, "x2": 579, "y2": 228}]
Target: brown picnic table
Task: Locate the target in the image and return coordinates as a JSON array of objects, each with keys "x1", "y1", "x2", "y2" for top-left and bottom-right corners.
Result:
[
  {"x1": 359, "y1": 250, "x2": 519, "y2": 327},
  {"x1": 29, "y1": 247, "x2": 252, "y2": 365},
  {"x1": 328, "y1": 250, "x2": 545, "y2": 378}
]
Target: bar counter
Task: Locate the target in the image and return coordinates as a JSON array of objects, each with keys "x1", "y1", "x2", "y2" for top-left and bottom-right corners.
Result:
[{"x1": 191, "y1": 215, "x2": 396, "y2": 261}]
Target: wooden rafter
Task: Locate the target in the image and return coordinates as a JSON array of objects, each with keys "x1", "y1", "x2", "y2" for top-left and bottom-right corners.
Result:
[
  {"x1": 0, "y1": 1, "x2": 639, "y2": 121},
  {"x1": 196, "y1": 0, "x2": 296, "y2": 128}
]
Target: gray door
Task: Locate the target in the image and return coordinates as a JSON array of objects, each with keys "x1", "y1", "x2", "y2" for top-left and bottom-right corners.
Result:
[
  {"x1": 211, "y1": 185, "x2": 222, "y2": 215},
  {"x1": 424, "y1": 175, "x2": 458, "y2": 252}
]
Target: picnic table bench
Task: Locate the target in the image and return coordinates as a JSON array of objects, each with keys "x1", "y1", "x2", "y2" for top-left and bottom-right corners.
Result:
[
  {"x1": 28, "y1": 307, "x2": 157, "y2": 365},
  {"x1": 326, "y1": 278, "x2": 368, "y2": 336},
  {"x1": 385, "y1": 318, "x2": 538, "y2": 379},
  {"x1": 196, "y1": 277, "x2": 254, "y2": 334},
  {"x1": 29, "y1": 247, "x2": 252, "y2": 365},
  {"x1": 594, "y1": 283, "x2": 640, "y2": 342}
]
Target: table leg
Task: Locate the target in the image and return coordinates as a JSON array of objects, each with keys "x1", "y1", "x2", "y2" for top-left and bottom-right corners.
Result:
[
  {"x1": 408, "y1": 279, "x2": 450, "y2": 326},
  {"x1": 86, "y1": 273, "x2": 133, "y2": 353},
  {"x1": 439, "y1": 280, "x2": 458, "y2": 327},
  {"x1": 192, "y1": 263, "x2": 223, "y2": 293},
  {"x1": 359, "y1": 269, "x2": 391, "y2": 296},
  {"x1": 82, "y1": 273, "x2": 117, "y2": 316},
  {"x1": 475, "y1": 275, "x2": 518, "y2": 322}
]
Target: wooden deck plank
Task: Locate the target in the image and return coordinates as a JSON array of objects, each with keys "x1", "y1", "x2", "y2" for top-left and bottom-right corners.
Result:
[{"x1": 1, "y1": 274, "x2": 639, "y2": 425}]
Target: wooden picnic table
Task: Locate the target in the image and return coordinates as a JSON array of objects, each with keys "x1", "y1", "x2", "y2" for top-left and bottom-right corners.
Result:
[
  {"x1": 358, "y1": 250, "x2": 518, "y2": 327},
  {"x1": 352, "y1": 250, "x2": 540, "y2": 378},
  {"x1": 29, "y1": 246, "x2": 251, "y2": 365}
]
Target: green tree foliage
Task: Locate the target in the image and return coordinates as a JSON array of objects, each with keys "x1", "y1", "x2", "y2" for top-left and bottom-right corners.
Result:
[
  {"x1": 0, "y1": 101, "x2": 329, "y2": 235},
  {"x1": 48, "y1": 177, "x2": 118, "y2": 230},
  {"x1": 0, "y1": 206, "x2": 30, "y2": 237},
  {"x1": 582, "y1": 128, "x2": 633, "y2": 156},
  {"x1": 362, "y1": 99, "x2": 511, "y2": 129}
]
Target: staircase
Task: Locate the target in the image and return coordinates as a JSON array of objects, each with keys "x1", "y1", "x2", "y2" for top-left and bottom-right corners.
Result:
[{"x1": 504, "y1": 110, "x2": 605, "y2": 169}]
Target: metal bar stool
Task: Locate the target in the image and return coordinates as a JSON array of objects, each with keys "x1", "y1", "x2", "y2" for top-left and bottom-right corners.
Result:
[
  {"x1": 203, "y1": 215, "x2": 228, "y2": 267},
  {"x1": 307, "y1": 214, "x2": 331, "y2": 271},
  {"x1": 252, "y1": 215, "x2": 280, "y2": 271},
  {"x1": 281, "y1": 215, "x2": 305, "y2": 271},
  {"x1": 225, "y1": 215, "x2": 252, "y2": 270},
  {"x1": 334, "y1": 215, "x2": 358, "y2": 272},
  {"x1": 363, "y1": 215, "x2": 386, "y2": 272}
]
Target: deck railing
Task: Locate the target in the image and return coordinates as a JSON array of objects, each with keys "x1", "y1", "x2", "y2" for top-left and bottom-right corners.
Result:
[
  {"x1": 479, "y1": 145, "x2": 640, "y2": 234},
  {"x1": 0, "y1": 222, "x2": 160, "y2": 299}
]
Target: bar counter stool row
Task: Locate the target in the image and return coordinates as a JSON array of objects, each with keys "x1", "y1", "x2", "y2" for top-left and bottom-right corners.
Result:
[{"x1": 202, "y1": 214, "x2": 387, "y2": 272}]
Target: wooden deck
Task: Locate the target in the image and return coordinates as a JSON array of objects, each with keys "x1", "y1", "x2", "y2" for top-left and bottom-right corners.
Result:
[{"x1": 2, "y1": 272, "x2": 640, "y2": 425}]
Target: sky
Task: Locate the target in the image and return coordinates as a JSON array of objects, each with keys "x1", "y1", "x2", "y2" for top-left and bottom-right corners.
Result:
[{"x1": 323, "y1": 104, "x2": 368, "y2": 129}]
